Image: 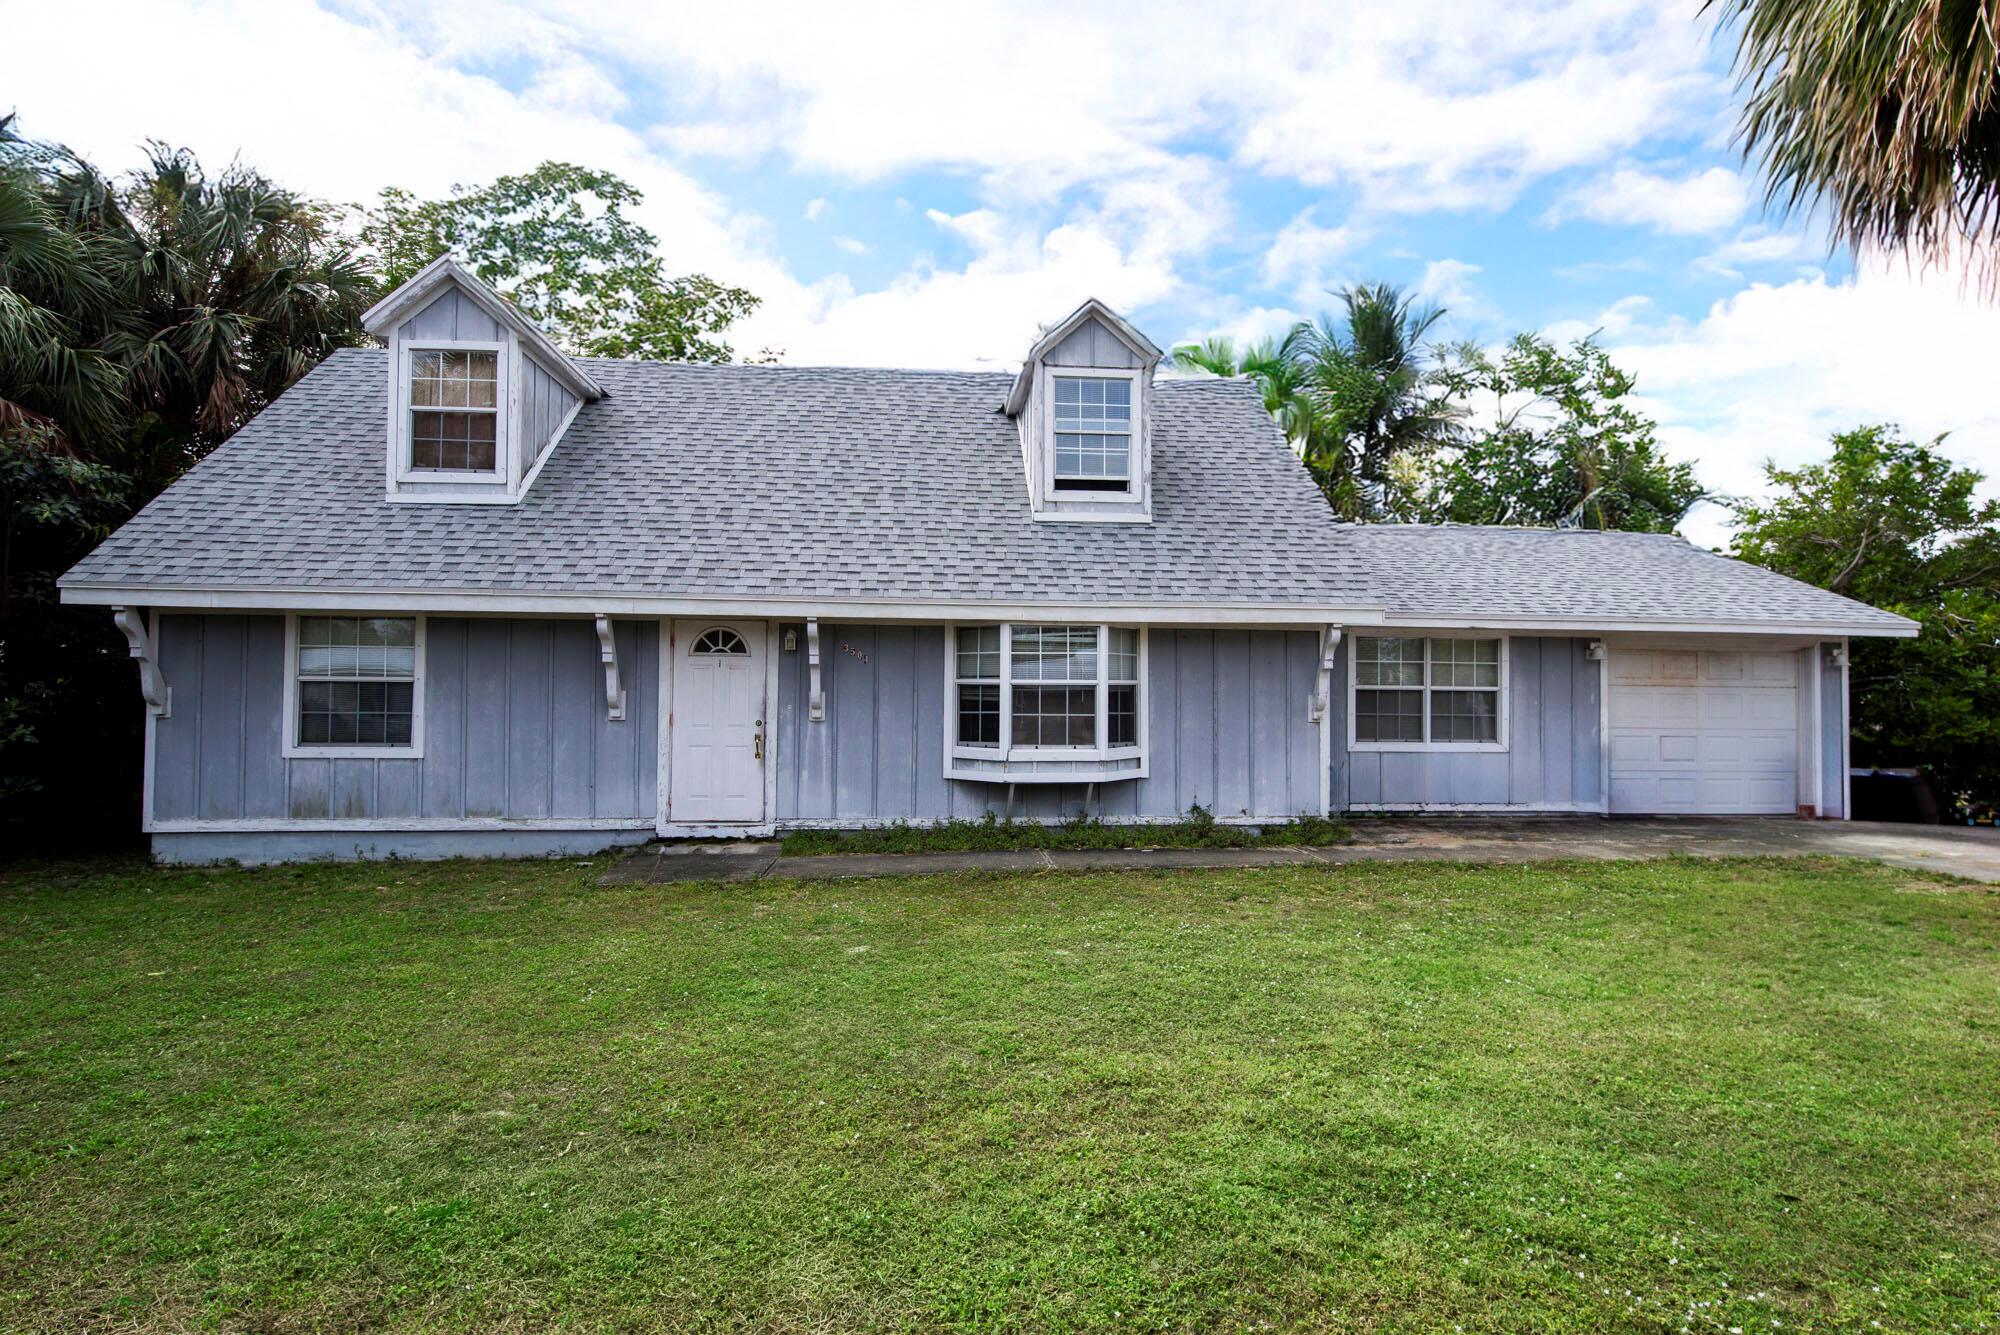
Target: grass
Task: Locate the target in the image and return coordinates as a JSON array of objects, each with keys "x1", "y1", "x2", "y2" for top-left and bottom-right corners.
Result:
[
  {"x1": 779, "y1": 808, "x2": 1351, "y2": 856},
  {"x1": 1, "y1": 855, "x2": 1997, "y2": 1333}
]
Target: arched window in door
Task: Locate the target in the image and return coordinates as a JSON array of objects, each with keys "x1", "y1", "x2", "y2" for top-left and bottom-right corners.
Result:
[{"x1": 690, "y1": 627, "x2": 750, "y2": 657}]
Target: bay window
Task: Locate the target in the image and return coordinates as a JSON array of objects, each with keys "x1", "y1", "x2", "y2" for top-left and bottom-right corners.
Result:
[
  {"x1": 950, "y1": 623, "x2": 1145, "y2": 771},
  {"x1": 1350, "y1": 635, "x2": 1505, "y2": 749}
]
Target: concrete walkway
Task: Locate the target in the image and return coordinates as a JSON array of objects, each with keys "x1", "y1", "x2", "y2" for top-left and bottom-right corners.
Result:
[{"x1": 601, "y1": 817, "x2": 2000, "y2": 886}]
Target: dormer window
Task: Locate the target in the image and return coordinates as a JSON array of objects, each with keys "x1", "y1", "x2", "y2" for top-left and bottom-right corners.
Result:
[
  {"x1": 1003, "y1": 299, "x2": 1161, "y2": 522},
  {"x1": 1051, "y1": 374, "x2": 1135, "y2": 493},
  {"x1": 361, "y1": 256, "x2": 604, "y2": 505},
  {"x1": 408, "y1": 349, "x2": 502, "y2": 473}
]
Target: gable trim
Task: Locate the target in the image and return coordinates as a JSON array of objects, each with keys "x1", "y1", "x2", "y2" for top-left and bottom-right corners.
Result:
[
  {"x1": 362, "y1": 255, "x2": 605, "y2": 402},
  {"x1": 1005, "y1": 298, "x2": 1163, "y2": 416}
]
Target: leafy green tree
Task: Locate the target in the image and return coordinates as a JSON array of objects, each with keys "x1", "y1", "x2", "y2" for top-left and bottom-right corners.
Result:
[
  {"x1": 361, "y1": 162, "x2": 761, "y2": 363},
  {"x1": 1732, "y1": 426, "x2": 2000, "y2": 806},
  {"x1": 1281, "y1": 283, "x2": 1460, "y2": 519},
  {"x1": 1398, "y1": 333, "x2": 1705, "y2": 531},
  {"x1": 1713, "y1": 0, "x2": 2000, "y2": 283}
]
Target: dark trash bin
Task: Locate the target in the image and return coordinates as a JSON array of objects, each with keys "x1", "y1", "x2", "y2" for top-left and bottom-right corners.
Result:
[{"x1": 1849, "y1": 768, "x2": 1942, "y2": 824}]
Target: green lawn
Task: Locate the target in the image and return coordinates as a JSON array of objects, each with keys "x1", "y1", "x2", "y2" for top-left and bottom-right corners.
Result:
[{"x1": 1, "y1": 856, "x2": 1996, "y2": 1333}]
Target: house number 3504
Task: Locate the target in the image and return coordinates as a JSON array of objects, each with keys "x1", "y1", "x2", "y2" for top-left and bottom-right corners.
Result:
[{"x1": 841, "y1": 642, "x2": 870, "y2": 664}]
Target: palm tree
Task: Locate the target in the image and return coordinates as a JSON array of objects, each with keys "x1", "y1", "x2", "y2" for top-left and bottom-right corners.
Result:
[
  {"x1": 2, "y1": 119, "x2": 374, "y2": 838},
  {"x1": 1713, "y1": 0, "x2": 2000, "y2": 281},
  {"x1": 54, "y1": 141, "x2": 376, "y2": 491},
  {"x1": 1167, "y1": 335, "x2": 1317, "y2": 441},
  {"x1": 0, "y1": 116, "x2": 128, "y2": 450},
  {"x1": 1282, "y1": 282, "x2": 1459, "y2": 518}
]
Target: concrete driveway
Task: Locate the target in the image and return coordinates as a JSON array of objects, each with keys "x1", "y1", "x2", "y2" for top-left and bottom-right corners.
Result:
[
  {"x1": 604, "y1": 817, "x2": 2000, "y2": 885},
  {"x1": 1337, "y1": 816, "x2": 2000, "y2": 883}
]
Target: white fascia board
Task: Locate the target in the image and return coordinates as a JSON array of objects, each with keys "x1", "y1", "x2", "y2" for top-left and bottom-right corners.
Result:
[
  {"x1": 1375, "y1": 612, "x2": 1919, "y2": 638},
  {"x1": 58, "y1": 581, "x2": 1388, "y2": 627},
  {"x1": 362, "y1": 256, "x2": 604, "y2": 401}
]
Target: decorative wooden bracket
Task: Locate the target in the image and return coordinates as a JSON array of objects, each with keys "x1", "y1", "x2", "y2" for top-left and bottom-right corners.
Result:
[
  {"x1": 1309, "y1": 625, "x2": 1342, "y2": 722},
  {"x1": 112, "y1": 606, "x2": 171, "y2": 717},
  {"x1": 806, "y1": 618, "x2": 826, "y2": 721},
  {"x1": 594, "y1": 614, "x2": 626, "y2": 721}
]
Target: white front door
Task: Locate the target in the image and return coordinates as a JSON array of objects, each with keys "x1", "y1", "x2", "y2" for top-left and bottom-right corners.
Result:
[
  {"x1": 669, "y1": 621, "x2": 767, "y2": 825},
  {"x1": 1608, "y1": 648, "x2": 1799, "y2": 815}
]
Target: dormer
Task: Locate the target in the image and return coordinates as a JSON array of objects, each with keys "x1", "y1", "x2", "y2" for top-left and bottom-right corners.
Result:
[
  {"x1": 1004, "y1": 299, "x2": 1163, "y2": 523},
  {"x1": 361, "y1": 257, "x2": 605, "y2": 505}
]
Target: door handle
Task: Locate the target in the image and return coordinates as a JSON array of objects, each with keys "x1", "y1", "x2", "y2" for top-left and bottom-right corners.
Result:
[{"x1": 754, "y1": 731, "x2": 764, "y2": 760}]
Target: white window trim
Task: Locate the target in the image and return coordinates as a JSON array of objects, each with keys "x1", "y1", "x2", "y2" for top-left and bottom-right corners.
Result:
[
  {"x1": 393, "y1": 338, "x2": 511, "y2": 485},
  {"x1": 944, "y1": 622, "x2": 1148, "y2": 769},
  {"x1": 1040, "y1": 366, "x2": 1144, "y2": 506},
  {"x1": 281, "y1": 613, "x2": 427, "y2": 760},
  {"x1": 1347, "y1": 633, "x2": 1509, "y2": 753}
]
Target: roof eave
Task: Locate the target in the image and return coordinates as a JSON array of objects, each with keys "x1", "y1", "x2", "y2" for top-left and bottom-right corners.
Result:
[
  {"x1": 55, "y1": 578, "x2": 1389, "y2": 626},
  {"x1": 1376, "y1": 610, "x2": 1920, "y2": 638}
]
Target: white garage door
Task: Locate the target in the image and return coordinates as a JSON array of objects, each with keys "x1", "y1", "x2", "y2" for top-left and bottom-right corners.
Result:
[{"x1": 1609, "y1": 649, "x2": 1799, "y2": 815}]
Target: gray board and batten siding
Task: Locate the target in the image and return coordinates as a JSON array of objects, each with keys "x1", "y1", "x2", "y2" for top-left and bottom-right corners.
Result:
[
  {"x1": 148, "y1": 614, "x2": 657, "y2": 831},
  {"x1": 146, "y1": 616, "x2": 1620, "y2": 860},
  {"x1": 774, "y1": 623, "x2": 1324, "y2": 825},
  {"x1": 1332, "y1": 636, "x2": 1606, "y2": 812}
]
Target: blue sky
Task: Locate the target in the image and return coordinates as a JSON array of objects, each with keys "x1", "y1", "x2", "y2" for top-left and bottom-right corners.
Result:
[{"x1": 5, "y1": 0, "x2": 1996, "y2": 545}]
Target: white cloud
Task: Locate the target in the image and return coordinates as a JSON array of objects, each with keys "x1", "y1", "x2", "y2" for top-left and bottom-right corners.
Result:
[
  {"x1": 1692, "y1": 226, "x2": 1825, "y2": 278},
  {"x1": 1230, "y1": 5, "x2": 1722, "y2": 211},
  {"x1": 0, "y1": 0, "x2": 1230, "y2": 370},
  {"x1": 310, "y1": 0, "x2": 1721, "y2": 215},
  {"x1": 831, "y1": 235, "x2": 870, "y2": 255},
  {"x1": 1547, "y1": 165, "x2": 1752, "y2": 234},
  {"x1": 1604, "y1": 259, "x2": 2000, "y2": 546},
  {"x1": 1543, "y1": 293, "x2": 1654, "y2": 344},
  {"x1": 802, "y1": 197, "x2": 828, "y2": 222},
  {"x1": 1261, "y1": 209, "x2": 1357, "y2": 303},
  {"x1": 1416, "y1": 258, "x2": 1501, "y2": 329}
]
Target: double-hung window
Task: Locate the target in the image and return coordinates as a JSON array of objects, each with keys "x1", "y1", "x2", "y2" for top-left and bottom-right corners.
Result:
[
  {"x1": 286, "y1": 615, "x2": 424, "y2": 757},
  {"x1": 405, "y1": 347, "x2": 502, "y2": 474},
  {"x1": 1351, "y1": 636, "x2": 1505, "y2": 749},
  {"x1": 1050, "y1": 374, "x2": 1135, "y2": 493},
  {"x1": 951, "y1": 623, "x2": 1144, "y2": 768}
]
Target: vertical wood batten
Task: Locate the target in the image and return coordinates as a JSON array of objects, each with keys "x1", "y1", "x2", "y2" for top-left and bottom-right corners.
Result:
[
  {"x1": 241, "y1": 617, "x2": 287, "y2": 818},
  {"x1": 1542, "y1": 637, "x2": 1575, "y2": 804},
  {"x1": 151, "y1": 615, "x2": 200, "y2": 821},
  {"x1": 1212, "y1": 630, "x2": 1252, "y2": 817},
  {"x1": 463, "y1": 619, "x2": 511, "y2": 818},
  {"x1": 421, "y1": 618, "x2": 466, "y2": 819},
  {"x1": 1174, "y1": 629, "x2": 1216, "y2": 814},
  {"x1": 551, "y1": 619, "x2": 597, "y2": 818}
]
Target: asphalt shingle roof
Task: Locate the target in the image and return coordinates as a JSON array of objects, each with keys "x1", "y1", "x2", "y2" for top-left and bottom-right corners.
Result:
[
  {"x1": 61, "y1": 349, "x2": 1913, "y2": 635},
  {"x1": 62, "y1": 349, "x2": 1373, "y2": 609},
  {"x1": 1343, "y1": 524, "x2": 1915, "y2": 633}
]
